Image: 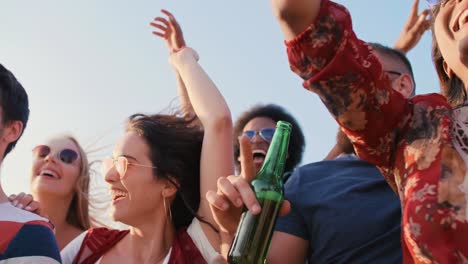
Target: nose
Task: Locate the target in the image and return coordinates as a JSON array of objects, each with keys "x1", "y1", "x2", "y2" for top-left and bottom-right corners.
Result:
[
  {"x1": 104, "y1": 166, "x2": 119, "y2": 183},
  {"x1": 44, "y1": 153, "x2": 58, "y2": 164}
]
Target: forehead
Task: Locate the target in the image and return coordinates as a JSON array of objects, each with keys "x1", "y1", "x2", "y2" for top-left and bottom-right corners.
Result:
[
  {"x1": 44, "y1": 137, "x2": 79, "y2": 152},
  {"x1": 114, "y1": 131, "x2": 151, "y2": 161},
  {"x1": 243, "y1": 117, "x2": 277, "y2": 131}
]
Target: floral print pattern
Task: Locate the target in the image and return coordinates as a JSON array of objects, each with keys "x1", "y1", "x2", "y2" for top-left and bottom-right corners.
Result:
[{"x1": 285, "y1": 0, "x2": 468, "y2": 263}]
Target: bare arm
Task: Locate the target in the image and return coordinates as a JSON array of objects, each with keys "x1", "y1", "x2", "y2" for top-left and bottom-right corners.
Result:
[
  {"x1": 175, "y1": 73, "x2": 195, "y2": 117},
  {"x1": 270, "y1": 0, "x2": 321, "y2": 40},
  {"x1": 267, "y1": 232, "x2": 309, "y2": 264},
  {"x1": 152, "y1": 10, "x2": 234, "y2": 249}
]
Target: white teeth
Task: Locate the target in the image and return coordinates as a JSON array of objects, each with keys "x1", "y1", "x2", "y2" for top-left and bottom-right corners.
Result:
[
  {"x1": 252, "y1": 149, "x2": 267, "y2": 155},
  {"x1": 111, "y1": 189, "x2": 128, "y2": 199},
  {"x1": 41, "y1": 170, "x2": 57, "y2": 178}
]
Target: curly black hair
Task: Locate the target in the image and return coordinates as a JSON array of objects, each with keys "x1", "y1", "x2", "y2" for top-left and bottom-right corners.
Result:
[{"x1": 233, "y1": 104, "x2": 305, "y2": 174}]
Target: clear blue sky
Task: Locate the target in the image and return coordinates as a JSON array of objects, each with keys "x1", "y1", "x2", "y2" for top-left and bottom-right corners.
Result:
[{"x1": 0, "y1": 0, "x2": 437, "y2": 194}]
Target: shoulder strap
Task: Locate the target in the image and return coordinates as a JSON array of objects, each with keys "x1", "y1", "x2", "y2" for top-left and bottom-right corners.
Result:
[
  {"x1": 168, "y1": 228, "x2": 207, "y2": 264},
  {"x1": 73, "y1": 228, "x2": 129, "y2": 264}
]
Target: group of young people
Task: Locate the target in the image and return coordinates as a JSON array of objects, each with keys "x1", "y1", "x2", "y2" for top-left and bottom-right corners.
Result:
[{"x1": 1, "y1": 0, "x2": 467, "y2": 263}]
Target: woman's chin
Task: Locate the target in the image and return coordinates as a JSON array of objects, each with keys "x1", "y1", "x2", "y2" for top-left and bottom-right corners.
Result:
[{"x1": 31, "y1": 179, "x2": 65, "y2": 196}]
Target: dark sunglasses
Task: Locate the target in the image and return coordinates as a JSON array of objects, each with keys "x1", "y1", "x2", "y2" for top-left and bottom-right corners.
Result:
[
  {"x1": 243, "y1": 128, "x2": 276, "y2": 142},
  {"x1": 32, "y1": 145, "x2": 79, "y2": 165}
]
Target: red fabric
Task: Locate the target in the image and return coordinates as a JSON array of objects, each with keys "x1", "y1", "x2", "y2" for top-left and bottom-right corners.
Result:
[
  {"x1": 0, "y1": 220, "x2": 53, "y2": 253},
  {"x1": 167, "y1": 228, "x2": 207, "y2": 264},
  {"x1": 73, "y1": 228, "x2": 129, "y2": 264},
  {"x1": 285, "y1": 0, "x2": 468, "y2": 263},
  {"x1": 73, "y1": 227, "x2": 206, "y2": 264}
]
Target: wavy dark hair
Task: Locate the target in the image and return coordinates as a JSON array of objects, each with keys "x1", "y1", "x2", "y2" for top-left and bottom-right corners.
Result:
[
  {"x1": 431, "y1": 4, "x2": 467, "y2": 107},
  {"x1": 0, "y1": 64, "x2": 29, "y2": 157},
  {"x1": 233, "y1": 104, "x2": 305, "y2": 173},
  {"x1": 126, "y1": 113, "x2": 214, "y2": 230}
]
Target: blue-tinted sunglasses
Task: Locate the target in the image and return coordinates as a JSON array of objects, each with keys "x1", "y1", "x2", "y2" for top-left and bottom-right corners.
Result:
[{"x1": 243, "y1": 128, "x2": 276, "y2": 142}]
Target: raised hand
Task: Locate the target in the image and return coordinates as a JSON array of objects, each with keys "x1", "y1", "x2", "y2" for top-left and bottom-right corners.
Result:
[
  {"x1": 393, "y1": 0, "x2": 431, "y2": 53},
  {"x1": 150, "y1": 9, "x2": 186, "y2": 53},
  {"x1": 8, "y1": 192, "x2": 42, "y2": 215}
]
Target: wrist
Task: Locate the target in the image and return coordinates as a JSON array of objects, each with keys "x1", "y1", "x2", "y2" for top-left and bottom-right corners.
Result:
[{"x1": 169, "y1": 47, "x2": 200, "y2": 68}]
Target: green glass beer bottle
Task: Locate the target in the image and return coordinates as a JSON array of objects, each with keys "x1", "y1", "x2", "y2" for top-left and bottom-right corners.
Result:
[{"x1": 228, "y1": 121, "x2": 292, "y2": 264}]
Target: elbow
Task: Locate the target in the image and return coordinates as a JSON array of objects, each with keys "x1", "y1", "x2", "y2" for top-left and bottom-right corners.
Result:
[
  {"x1": 205, "y1": 110, "x2": 233, "y2": 134},
  {"x1": 272, "y1": 0, "x2": 296, "y2": 21}
]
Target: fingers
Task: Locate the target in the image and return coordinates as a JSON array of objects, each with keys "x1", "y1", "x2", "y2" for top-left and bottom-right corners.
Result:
[
  {"x1": 410, "y1": 0, "x2": 420, "y2": 19},
  {"x1": 211, "y1": 175, "x2": 261, "y2": 215},
  {"x1": 10, "y1": 192, "x2": 26, "y2": 207},
  {"x1": 206, "y1": 190, "x2": 230, "y2": 211},
  {"x1": 229, "y1": 176, "x2": 260, "y2": 214},
  {"x1": 414, "y1": 9, "x2": 431, "y2": 34},
  {"x1": 239, "y1": 136, "x2": 255, "y2": 182},
  {"x1": 279, "y1": 200, "x2": 291, "y2": 216},
  {"x1": 10, "y1": 192, "x2": 34, "y2": 210},
  {"x1": 8, "y1": 194, "x2": 17, "y2": 202},
  {"x1": 160, "y1": 9, "x2": 178, "y2": 28},
  {"x1": 24, "y1": 201, "x2": 40, "y2": 212},
  {"x1": 150, "y1": 17, "x2": 170, "y2": 37},
  {"x1": 160, "y1": 9, "x2": 173, "y2": 18},
  {"x1": 218, "y1": 177, "x2": 243, "y2": 207}
]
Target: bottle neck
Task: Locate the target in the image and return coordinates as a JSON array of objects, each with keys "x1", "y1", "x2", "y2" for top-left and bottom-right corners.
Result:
[{"x1": 256, "y1": 124, "x2": 290, "y2": 182}]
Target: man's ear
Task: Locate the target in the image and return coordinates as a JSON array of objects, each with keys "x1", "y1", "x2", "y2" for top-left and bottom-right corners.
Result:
[
  {"x1": 2, "y1": 120, "x2": 23, "y2": 144},
  {"x1": 443, "y1": 60, "x2": 454, "y2": 79},
  {"x1": 394, "y1": 73, "x2": 414, "y2": 98}
]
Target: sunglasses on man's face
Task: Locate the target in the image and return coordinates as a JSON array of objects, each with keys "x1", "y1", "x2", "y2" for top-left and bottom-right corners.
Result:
[
  {"x1": 32, "y1": 145, "x2": 79, "y2": 165},
  {"x1": 243, "y1": 128, "x2": 276, "y2": 142},
  {"x1": 102, "y1": 156, "x2": 157, "y2": 179}
]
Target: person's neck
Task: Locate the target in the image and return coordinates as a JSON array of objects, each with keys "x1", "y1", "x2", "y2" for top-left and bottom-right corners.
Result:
[
  {"x1": 121, "y1": 211, "x2": 175, "y2": 263},
  {"x1": 36, "y1": 192, "x2": 82, "y2": 249}
]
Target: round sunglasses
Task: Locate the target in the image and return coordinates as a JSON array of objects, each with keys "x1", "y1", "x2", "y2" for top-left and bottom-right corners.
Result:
[
  {"x1": 32, "y1": 145, "x2": 79, "y2": 165},
  {"x1": 243, "y1": 128, "x2": 276, "y2": 142},
  {"x1": 102, "y1": 156, "x2": 157, "y2": 179}
]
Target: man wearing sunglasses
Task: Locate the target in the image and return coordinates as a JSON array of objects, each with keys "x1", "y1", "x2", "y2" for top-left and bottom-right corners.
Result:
[{"x1": 0, "y1": 64, "x2": 61, "y2": 263}]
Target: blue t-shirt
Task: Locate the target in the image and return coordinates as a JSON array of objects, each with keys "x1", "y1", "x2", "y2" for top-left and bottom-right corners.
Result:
[{"x1": 275, "y1": 156, "x2": 401, "y2": 263}]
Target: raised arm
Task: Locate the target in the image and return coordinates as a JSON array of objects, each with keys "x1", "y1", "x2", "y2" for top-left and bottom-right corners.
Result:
[
  {"x1": 151, "y1": 10, "x2": 234, "y2": 247},
  {"x1": 270, "y1": 0, "x2": 321, "y2": 40},
  {"x1": 151, "y1": 10, "x2": 195, "y2": 117},
  {"x1": 270, "y1": 0, "x2": 414, "y2": 191}
]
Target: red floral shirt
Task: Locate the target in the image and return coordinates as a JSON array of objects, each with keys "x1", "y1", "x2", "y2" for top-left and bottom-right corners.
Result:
[{"x1": 285, "y1": 0, "x2": 468, "y2": 263}]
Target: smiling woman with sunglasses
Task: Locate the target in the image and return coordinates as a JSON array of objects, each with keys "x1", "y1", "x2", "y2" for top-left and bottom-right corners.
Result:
[
  {"x1": 60, "y1": 10, "x2": 232, "y2": 264},
  {"x1": 9, "y1": 135, "x2": 94, "y2": 250}
]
